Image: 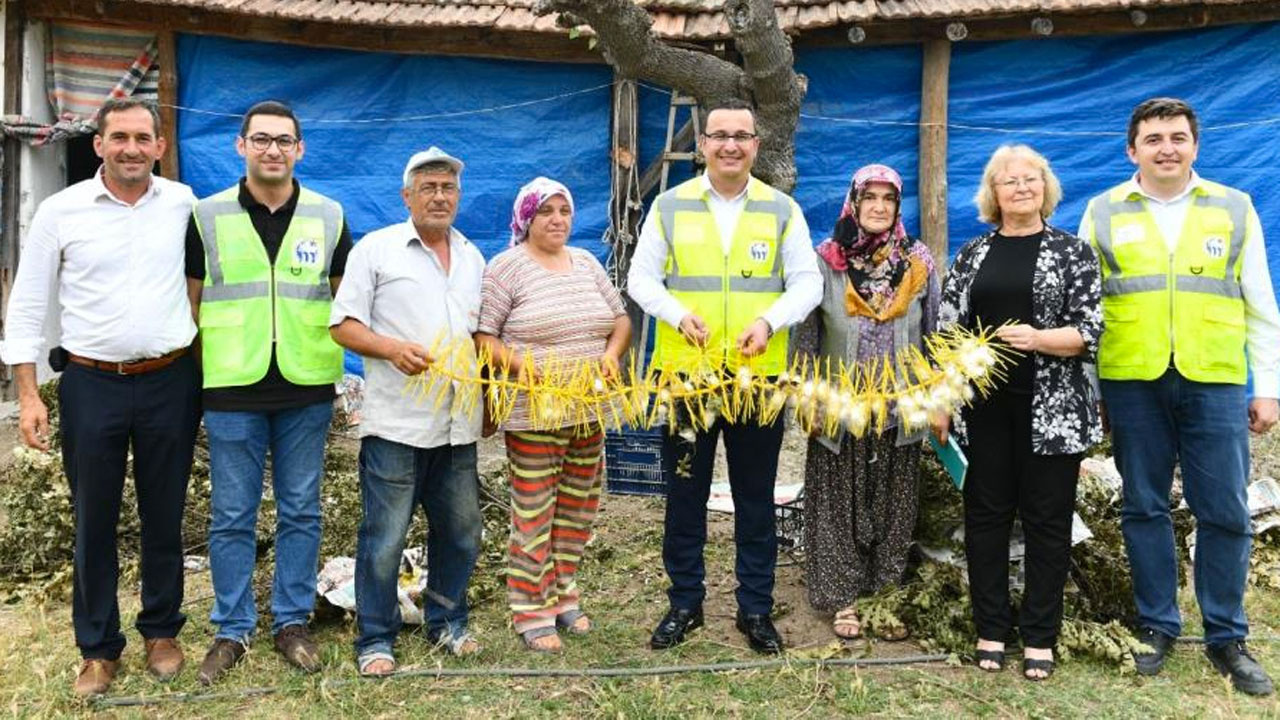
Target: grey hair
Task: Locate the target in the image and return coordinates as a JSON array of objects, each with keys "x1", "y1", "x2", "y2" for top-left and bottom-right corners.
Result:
[{"x1": 404, "y1": 161, "x2": 460, "y2": 189}]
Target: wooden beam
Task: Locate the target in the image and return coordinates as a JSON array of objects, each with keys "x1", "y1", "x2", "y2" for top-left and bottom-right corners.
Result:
[
  {"x1": 918, "y1": 38, "x2": 949, "y2": 271},
  {"x1": 155, "y1": 28, "x2": 179, "y2": 180},
  {"x1": 1, "y1": 0, "x2": 24, "y2": 398},
  {"x1": 798, "y1": 2, "x2": 1280, "y2": 47}
]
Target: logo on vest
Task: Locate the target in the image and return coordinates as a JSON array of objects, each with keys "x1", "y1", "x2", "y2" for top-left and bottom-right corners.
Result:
[
  {"x1": 749, "y1": 242, "x2": 770, "y2": 263},
  {"x1": 1203, "y1": 236, "x2": 1226, "y2": 260},
  {"x1": 293, "y1": 239, "x2": 322, "y2": 269},
  {"x1": 1113, "y1": 225, "x2": 1144, "y2": 247}
]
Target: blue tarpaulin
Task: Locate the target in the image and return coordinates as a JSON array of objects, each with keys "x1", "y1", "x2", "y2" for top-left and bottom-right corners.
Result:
[{"x1": 177, "y1": 23, "x2": 1280, "y2": 360}]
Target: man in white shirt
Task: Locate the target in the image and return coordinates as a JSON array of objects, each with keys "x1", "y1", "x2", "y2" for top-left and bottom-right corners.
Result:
[
  {"x1": 628, "y1": 99, "x2": 822, "y2": 654},
  {"x1": 1079, "y1": 97, "x2": 1280, "y2": 696},
  {"x1": 329, "y1": 148, "x2": 486, "y2": 675},
  {"x1": 0, "y1": 98, "x2": 200, "y2": 697}
]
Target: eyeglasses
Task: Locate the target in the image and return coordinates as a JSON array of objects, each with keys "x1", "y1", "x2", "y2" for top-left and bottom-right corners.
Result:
[
  {"x1": 703, "y1": 132, "x2": 758, "y2": 144},
  {"x1": 412, "y1": 182, "x2": 459, "y2": 197},
  {"x1": 244, "y1": 133, "x2": 299, "y2": 152},
  {"x1": 996, "y1": 176, "x2": 1044, "y2": 189}
]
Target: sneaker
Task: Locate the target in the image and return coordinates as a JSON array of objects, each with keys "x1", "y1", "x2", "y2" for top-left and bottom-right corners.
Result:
[
  {"x1": 198, "y1": 638, "x2": 246, "y2": 686},
  {"x1": 1205, "y1": 640, "x2": 1274, "y2": 696},
  {"x1": 1132, "y1": 627, "x2": 1176, "y2": 676},
  {"x1": 274, "y1": 624, "x2": 321, "y2": 673}
]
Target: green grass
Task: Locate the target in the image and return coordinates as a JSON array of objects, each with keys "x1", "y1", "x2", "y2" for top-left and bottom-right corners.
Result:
[{"x1": 2, "y1": 487, "x2": 1280, "y2": 719}]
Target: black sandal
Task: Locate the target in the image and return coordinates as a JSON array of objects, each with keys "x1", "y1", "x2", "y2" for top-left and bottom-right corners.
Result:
[
  {"x1": 975, "y1": 649, "x2": 1005, "y2": 672},
  {"x1": 1022, "y1": 657, "x2": 1055, "y2": 681}
]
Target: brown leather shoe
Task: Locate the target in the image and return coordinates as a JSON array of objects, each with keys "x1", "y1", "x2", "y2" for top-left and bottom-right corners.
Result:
[
  {"x1": 73, "y1": 658, "x2": 120, "y2": 698},
  {"x1": 274, "y1": 624, "x2": 321, "y2": 673},
  {"x1": 144, "y1": 638, "x2": 184, "y2": 680},
  {"x1": 198, "y1": 638, "x2": 246, "y2": 686}
]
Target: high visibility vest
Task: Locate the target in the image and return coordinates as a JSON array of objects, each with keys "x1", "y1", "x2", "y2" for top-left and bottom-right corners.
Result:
[
  {"x1": 651, "y1": 176, "x2": 795, "y2": 375},
  {"x1": 1083, "y1": 178, "x2": 1250, "y2": 384},
  {"x1": 194, "y1": 185, "x2": 344, "y2": 388}
]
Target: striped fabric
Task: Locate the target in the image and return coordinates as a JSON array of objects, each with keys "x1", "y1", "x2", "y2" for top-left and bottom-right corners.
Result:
[
  {"x1": 1, "y1": 22, "x2": 159, "y2": 146},
  {"x1": 505, "y1": 426, "x2": 605, "y2": 634}
]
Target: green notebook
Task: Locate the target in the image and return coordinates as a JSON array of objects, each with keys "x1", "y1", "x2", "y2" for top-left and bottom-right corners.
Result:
[{"x1": 927, "y1": 433, "x2": 969, "y2": 491}]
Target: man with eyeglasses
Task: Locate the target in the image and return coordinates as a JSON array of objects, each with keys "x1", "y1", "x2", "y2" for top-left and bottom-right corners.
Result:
[
  {"x1": 1079, "y1": 97, "x2": 1280, "y2": 695},
  {"x1": 628, "y1": 98, "x2": 821, "y2": 654},
  {"x1": 186, "y1": 100, "x2": 353, "y2": 684},
  {"x1": 329, "y1": 148, "x2": 486, "y2": 675}
]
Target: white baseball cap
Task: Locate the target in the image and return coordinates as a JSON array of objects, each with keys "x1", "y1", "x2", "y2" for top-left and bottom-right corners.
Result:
[{"x1": 402, "y1": 146, "x2": 464, "y2": 187}]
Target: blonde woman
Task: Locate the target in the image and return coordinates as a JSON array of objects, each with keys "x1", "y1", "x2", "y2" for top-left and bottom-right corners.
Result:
[{"x1": 933, "y1": 145, "x2": 1102, "y2": 681}]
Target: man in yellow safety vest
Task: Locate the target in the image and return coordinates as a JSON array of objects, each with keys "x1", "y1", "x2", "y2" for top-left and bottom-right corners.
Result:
[
  {"x1": 628, "y1": 99, "x2": 821, "y2": 654},
  {"x1": 185, "y1": 100, "x2": 352, "y2": 684},
  {"x1": 1079, "y1": 97, "x2": 1280, "y2": 696}
]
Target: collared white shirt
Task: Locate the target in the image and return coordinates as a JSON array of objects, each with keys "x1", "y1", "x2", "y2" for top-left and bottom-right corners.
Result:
[
  {"x1": 1079, "y1": 171, "x2": 1280, "y2": 397},
  {"x1": 0, "y1": 170, "x2": 197, "y2": 365},
  {"x1": 329, "y1": 220, "x2": 484, "y2": 448},
  {"x1": 627, "y1": 174, "x2": 822, "y2": 333}
]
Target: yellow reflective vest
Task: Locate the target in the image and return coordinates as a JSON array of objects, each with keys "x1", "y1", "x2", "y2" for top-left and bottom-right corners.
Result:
[
  {"x1": 194, "y1": 185, "x2": 344, "y2": 389},
  {"x1": 651, "y1": 176, "x2": 796, "y2": 375},
  {"x1": 1082, "y1": 178, "x2": 1250, "y2": 384}
]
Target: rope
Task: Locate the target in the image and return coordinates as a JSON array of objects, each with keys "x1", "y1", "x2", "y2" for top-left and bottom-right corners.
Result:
[
  {"x1": 92, "y1": 653, "x2": 952, "y2": 708},
  {"x1": 160, "y1": 83, "x2": 613, "y2": 124}
]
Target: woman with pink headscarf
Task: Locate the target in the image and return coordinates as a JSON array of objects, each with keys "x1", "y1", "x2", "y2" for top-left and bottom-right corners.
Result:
[
  {"x1": 475, "y1": 177, "x2": 631, "y2": 652},
  {"x1": 798, "y1": 164, "x2": 939, "y2": 641}
]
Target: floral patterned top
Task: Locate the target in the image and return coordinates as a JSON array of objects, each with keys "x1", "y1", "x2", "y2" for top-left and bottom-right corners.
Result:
[{"x1": 939, "y1": 224, "x2": 1104, "y2": 455}]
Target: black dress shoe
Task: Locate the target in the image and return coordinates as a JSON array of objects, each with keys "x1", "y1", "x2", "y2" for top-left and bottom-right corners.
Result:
[
  {"x1": 650, "y1": 606, "x2": 704, "y2": 649},
  {"x1": 1205, "y1": 640, "x2": 1275, "y2": 696},
  {"x1": 1133, "y1": 627, "x2": 1176, "y2": 676},
  {"x1": 736, "y1": 611, "x2": 783, "y2": 654}
]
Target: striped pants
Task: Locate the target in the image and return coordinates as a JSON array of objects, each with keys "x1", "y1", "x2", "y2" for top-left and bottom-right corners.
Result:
[{"x1": 505, "y1": 426, "x2": 604, "y2": 634}]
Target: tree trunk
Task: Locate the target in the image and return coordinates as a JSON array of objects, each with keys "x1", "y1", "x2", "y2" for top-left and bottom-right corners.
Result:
[{"x1": 535, "y1": 0, "x2": 804, "y2": 191}]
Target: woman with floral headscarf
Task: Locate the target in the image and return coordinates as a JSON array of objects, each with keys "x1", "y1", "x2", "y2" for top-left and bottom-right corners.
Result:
[
  {"x1": 796, "y1": 164, "x2": 940, "y2": 641},
  {"x1": 475, "y1": 177, "x2": 631, "y2": 652}
]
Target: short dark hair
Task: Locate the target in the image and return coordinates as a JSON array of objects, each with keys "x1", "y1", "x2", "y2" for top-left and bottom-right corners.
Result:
[
  {"x1": 1127, "y1": 97, "x2": 1198, "y2": 148},
  {"x1": 95, "y1": 97, "x2": 161, "y2": 136},
  {"x1": 700, "y1": 97, "x2": 756, "y2": 129},
  {"x1": 240, "y1": 100, "x2": 301, "y2": 138}
]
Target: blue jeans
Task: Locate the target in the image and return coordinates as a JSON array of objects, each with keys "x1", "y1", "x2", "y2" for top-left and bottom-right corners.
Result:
[
  {"x1": 354, "y1": 436, "x2": 482, "y2": 658},
  {"x1": 205, "y1": 401, "x2": 333, "y2": 642},
  {"x1": 1102, "y1": 370, "x2": 1252, "y2": 643}
]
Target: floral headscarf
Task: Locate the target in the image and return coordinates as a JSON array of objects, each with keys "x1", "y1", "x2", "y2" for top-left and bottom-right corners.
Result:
[
  {"x1": 509, "y1": 176, "x2": 574, "y2": 246},
  {"x1": 815, "y1": 164, "x2": 917, "y2": 313}
]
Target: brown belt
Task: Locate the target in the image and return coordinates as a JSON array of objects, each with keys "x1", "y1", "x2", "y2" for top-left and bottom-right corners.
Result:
[{"x1": 68, "y1": 347, "x2": 189, "y2": 375}]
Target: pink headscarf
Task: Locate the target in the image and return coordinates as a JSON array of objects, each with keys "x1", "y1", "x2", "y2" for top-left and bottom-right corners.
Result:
[
  {"x1": 509, "y1": 176, "x2": 575, "y2": 246},
  {"x1": 816, "y1": 163, "x2": 908, "y2": 271}
]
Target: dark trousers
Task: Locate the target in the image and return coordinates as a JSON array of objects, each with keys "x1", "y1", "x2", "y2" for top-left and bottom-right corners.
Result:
[
  {"x1": 961, "y1": 390, "x2": 1080, "y2": 648},
  {"x1": 59, "y1": 352, "x2": 201, "y2": 659},
  {"x1": 662, "y1": 414, "x2": 784, "y2": 615}
]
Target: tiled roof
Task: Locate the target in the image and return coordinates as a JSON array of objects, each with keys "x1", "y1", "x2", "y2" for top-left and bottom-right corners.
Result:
[{"x1": 125, "y1": 0, "x2": 1265, "y2": 40}]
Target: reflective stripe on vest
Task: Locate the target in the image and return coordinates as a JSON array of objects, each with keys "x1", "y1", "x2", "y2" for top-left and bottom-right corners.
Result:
[
  {"x1": 195, "y1": 185, "x2": 344, "y2": 388},
  {"x1": 651, "y1": 176, "x2": 793, "y2": 375}
]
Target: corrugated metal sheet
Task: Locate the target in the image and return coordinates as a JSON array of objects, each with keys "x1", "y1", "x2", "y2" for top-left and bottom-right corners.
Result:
[{"x1": 127, "y1": 0, "x2": 1263, "y2": 39}]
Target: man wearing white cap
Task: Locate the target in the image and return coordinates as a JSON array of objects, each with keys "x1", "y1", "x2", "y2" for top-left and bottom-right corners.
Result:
[{"x1": 330, "y1": 147, "x2": 486, "y2": 675}]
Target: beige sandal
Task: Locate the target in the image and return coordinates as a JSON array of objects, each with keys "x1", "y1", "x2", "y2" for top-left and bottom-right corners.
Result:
[{"x1": 833, "y1": 606, "x2": 862, "y2": 639}]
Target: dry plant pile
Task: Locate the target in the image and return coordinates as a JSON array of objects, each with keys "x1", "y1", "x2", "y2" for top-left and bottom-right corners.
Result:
[{"x1": 0, "y1": 380, "x2": 511, "y2": 610}]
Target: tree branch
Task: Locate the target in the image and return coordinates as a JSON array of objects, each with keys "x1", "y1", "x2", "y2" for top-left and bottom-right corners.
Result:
[{"x1": 535, "y1": 0, "x2": 742, "y2": 101}]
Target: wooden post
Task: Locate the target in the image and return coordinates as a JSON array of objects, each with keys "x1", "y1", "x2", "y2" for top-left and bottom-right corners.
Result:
[
  {"x1": 919, "y1": 38, "x2": 950, "y2": 271},
  {"x1": 155, "y1": 28, "x2": 179, "y2": 180},
  {"x1": 609, "y1": 75, "x2": 650, "y2": 376},
  {"x1": 1, "y1": 0, "x2": 25, "y2": 398}
]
